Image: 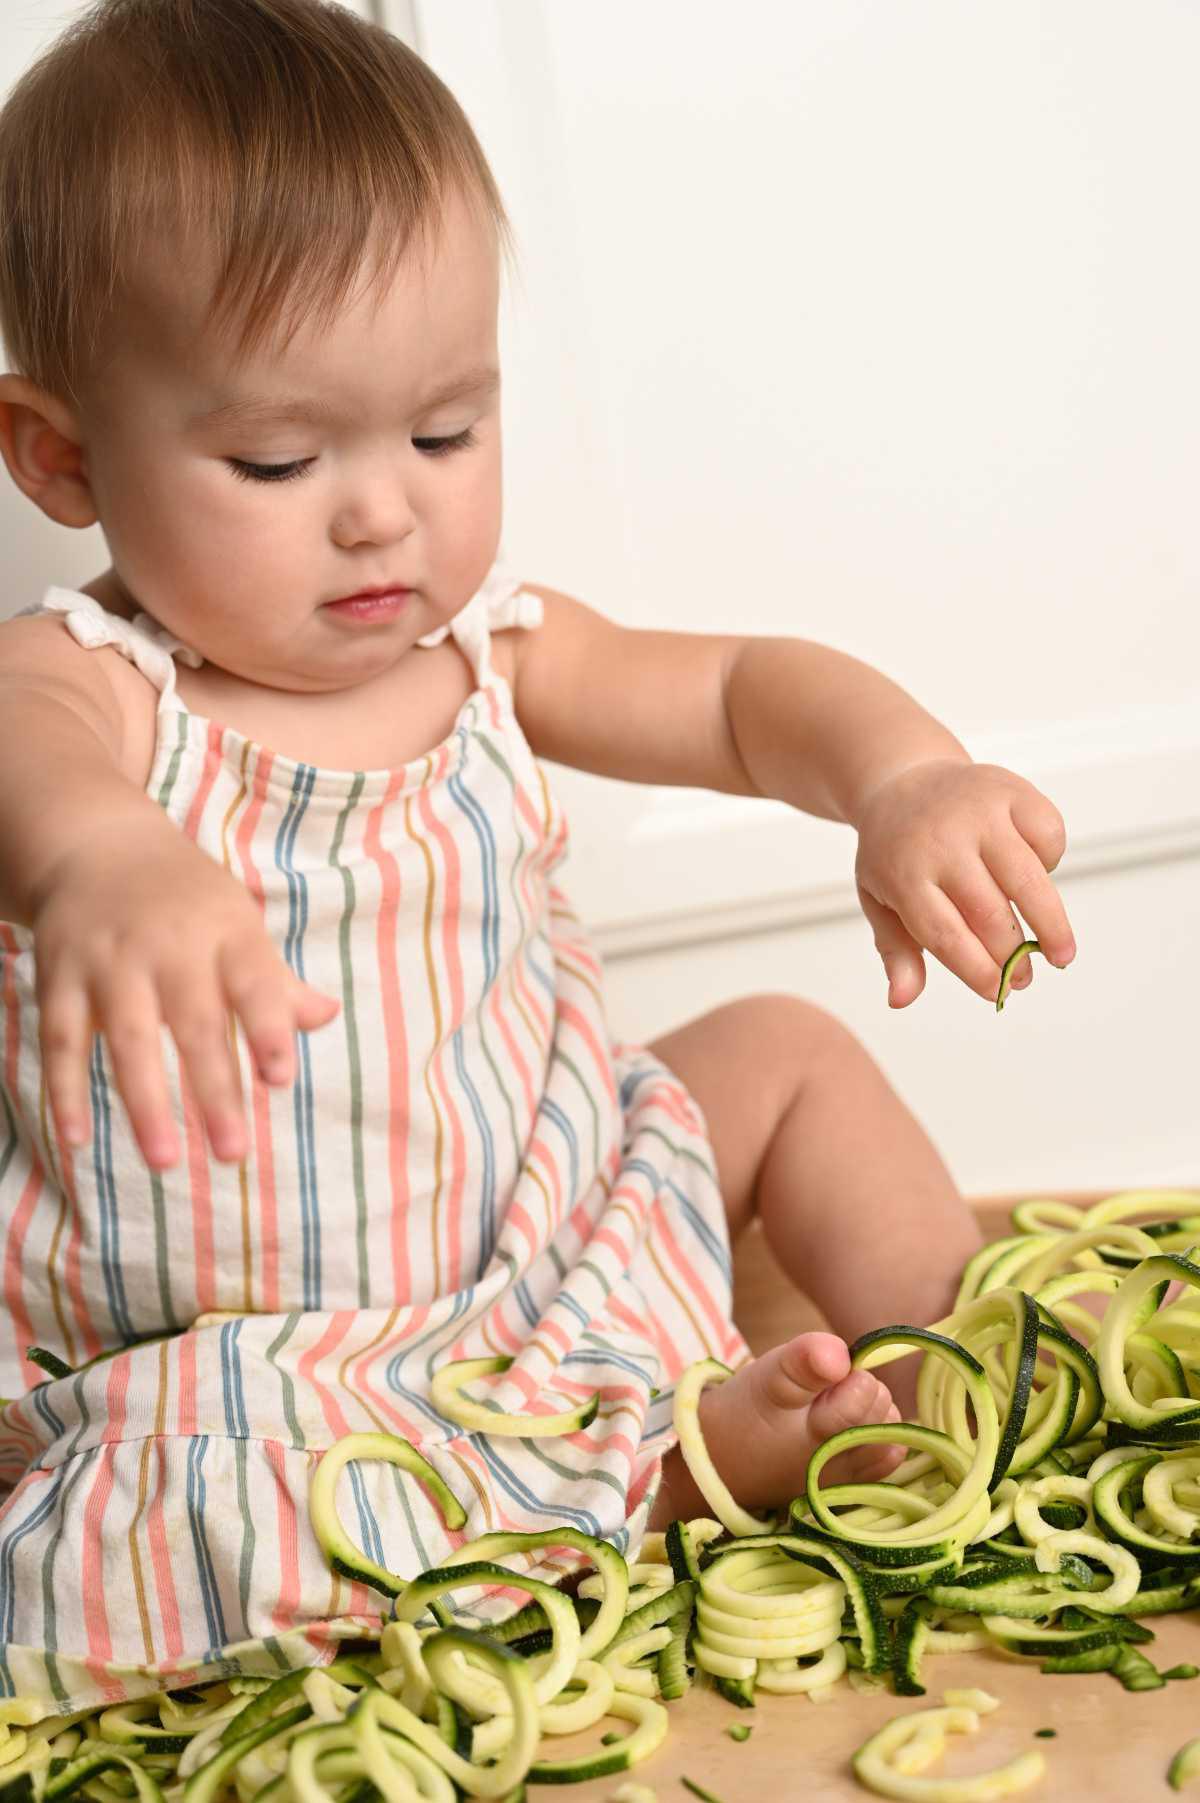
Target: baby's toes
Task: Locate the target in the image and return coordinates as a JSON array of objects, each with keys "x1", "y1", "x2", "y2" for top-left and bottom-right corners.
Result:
[
  {"x1": 808, "y1": 1372, "x2": 905, "y2": 1485},
  {"x1": 762, "y1": 1332, "x2": 851, "y2": 1406}
]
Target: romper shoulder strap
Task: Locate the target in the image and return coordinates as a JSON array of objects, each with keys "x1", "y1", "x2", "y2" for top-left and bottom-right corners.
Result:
[
  {"x1": 416, "y1": 559, "x2": 543, "y2": 685},
  {"x1": 37, "y1": 588, "x2": 203, "y2": 707}
]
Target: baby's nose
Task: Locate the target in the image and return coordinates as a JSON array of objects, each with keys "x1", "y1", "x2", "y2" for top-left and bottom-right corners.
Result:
[{"x1": 330, "y1": 481, "x2": 417, "y2": 549}]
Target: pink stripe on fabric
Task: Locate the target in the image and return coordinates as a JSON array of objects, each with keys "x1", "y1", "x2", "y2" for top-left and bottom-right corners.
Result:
[
  {"x1": 652, "y1": 1208, "x2": 732, "y2": 1348},
  {"x1": 56, "y1": 1146, "x2": 102, "y2": 1362},
  {"x1": 145, "y1": 1438, "x2": 184, "y2": 1658},
  {"x1": 415, "y1": 783, "x2": 468, "y2": 1293},
  {"x1": 234, "y1": 746, "x2": 279, "y2": 1310},
  {"x1": 528, "y1": 1136, "x2": 565, "y2": 1232},
  {"x1": 262, "y1": 1439, "x2": 302, "y2": 1632},
  {"x1": 178, "y1": 724, "x2": 226, "y2": 1311},
  {"x1": 297, "y1": 1312, "x2": 357, "y2": 1442},
  {"x1": 177, "y1": 1332, "x2": 197, "y2": 1435},
  {"x1": 3, "y1": 1165, "x2": 42, "y2": 1388},
  {"x1": 296, "y1": 1314, "x2": 371, "y2": 1617},
  {"x1": 82, "y1": 1359, "x2": 131, "y2": 1660},
  {"x1": 487, "y1": 983, "x2": 537, "y2": 1122},
  {"x1": 349, "y1": 1308, "x2": 432, "y2": 1441},
  {"x1": 362, "y1": 774, "x2": 412, "y2": 1301},
  {"x1": 556, "y1": 1000, "x2": 617, "y2": 1103}
]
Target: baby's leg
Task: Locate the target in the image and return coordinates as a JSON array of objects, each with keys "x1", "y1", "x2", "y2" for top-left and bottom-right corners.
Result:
[{"x1": 646, "y1": 993, "x2": 983, "y2": 1523}]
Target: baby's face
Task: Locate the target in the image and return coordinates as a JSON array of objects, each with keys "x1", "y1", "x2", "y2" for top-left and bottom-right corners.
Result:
[{"x1": 77, "y1": 187, "x2": 502, "y2": 693}]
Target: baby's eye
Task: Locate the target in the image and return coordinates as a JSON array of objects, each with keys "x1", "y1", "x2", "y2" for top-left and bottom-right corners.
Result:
[
  {"x1": 226, "y1": 458, "x2": 314, "y2": 484},
  {"x1": 412, "y1": 427, "x2": 478, "y2": 458}
]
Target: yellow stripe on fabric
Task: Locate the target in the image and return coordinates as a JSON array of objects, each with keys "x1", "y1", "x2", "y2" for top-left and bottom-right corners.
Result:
[
  {"x1": 37, "y1": 1078, "x2": 76, "y2": 1365},
  {"x1": 646, "y1": 1236, "x2": 709, "y2": 1357},
  {"x1": 405, "y1": 784, "x2": 446, "y2": 1298},
  {"x1": 446, "y1": 1449, "x2": 495, "y2": 1529},
  {"x1": 221, "y1": 742, "x2": 255, "y2": 1313},
  {"x1": 334, "y1": 1312, "x2": 399, "y2": 1436},
  {"x1": 128, "y1": 1342, "x2": 172, "y2": 1661},
  {"x1": 523, "y1": 1161, "x2": 558, "y2": 1245},
  {"x1": 128, "y1": 1437, "x2": 156, "y2": 1661}
]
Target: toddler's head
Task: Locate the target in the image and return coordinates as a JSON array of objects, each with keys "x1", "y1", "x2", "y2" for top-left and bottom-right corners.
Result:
[{"x1": 0, "y1": 0, "x2": 508, "y2": 692}]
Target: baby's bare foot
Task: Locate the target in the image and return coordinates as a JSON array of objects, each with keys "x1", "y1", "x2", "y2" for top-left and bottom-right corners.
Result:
[{"x1": 652, "y1": 1332, "x2": 903, "y2": 1525}]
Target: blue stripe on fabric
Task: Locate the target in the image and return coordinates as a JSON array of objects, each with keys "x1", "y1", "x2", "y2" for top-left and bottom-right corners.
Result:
[
  {"x1": 539, "y1": 1095, "x2": 580, "y2": 1207},
  {"x1": 617, "y1": 1153, "x2": 733, "y2": 1283},
  {"x1": 88, "y1": 1041, "x2": 133, "y2": 1340},
  {"x1": 348, "y1": 1458, "x2": 388, "y2": 1571},
  {"x1": 0, "y1": 1464, "x2": 69, "y2": 1691},
  {"x1": 570, "y1": 1345, "x2": 659, "y2": 1384},
  {"x1": 447, "y1": 764, "x2": 500, "y2": 987},
  {"x1": 31, "y1": 1383, "x2": 65, "y2": 1442},
  {"x1": 510, "y1": 1279, "x2": 540, "y2": 1330},
  {"x1": 35, "y1": 1441, "x2": 100, "y2": 1703},
  {"x1": 527, "y1": 938, "x2": 556, "y2": 1000},
  {"x1": 550, "y1": 1290, "x2": 591, "y2": 1329},
  {"x1": 219, "y1": 1319, "x2": 251, "y2": 1439},
  {"x1": 185, "y1": 1435, "x2": 228, "y2": 1649},
  {"x1": 275, "y1": 763, "x2": 321, "y2": 1308},
  {"x1": 662, "y1": 1175, "x2": 732, "y2": 1279},
  {"x1": 450, "y1": 1026, "x2": 496, "y2": 1278},
  {"x1": 0, "y1": 1084, "x2": 18, "y2": 1189}
]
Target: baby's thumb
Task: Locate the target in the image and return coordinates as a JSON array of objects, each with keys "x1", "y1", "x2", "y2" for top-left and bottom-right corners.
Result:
[
  {"x1": 293, "y1": 980, "x2": 341, "y2": 1031},
  {"x1": 856, "y1": 885, "x2": 926, "y2": 1008}
]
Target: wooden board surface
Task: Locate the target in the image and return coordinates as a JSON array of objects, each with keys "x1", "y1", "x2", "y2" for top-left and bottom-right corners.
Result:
[
  {"x1": 547, "y1": 1195, "x2": 1200, "y2": 1800},
  {"x1": 554, "y1": 1619, "x2": 1200, "y2": 1800}
]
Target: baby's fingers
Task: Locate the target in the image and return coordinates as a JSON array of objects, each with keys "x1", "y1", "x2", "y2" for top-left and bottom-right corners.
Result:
[
  {"x1": 157, "y1": 968, "x2": 247, "y2": 1165},
  {"x1": 221, "y1": 949, "x2": 339, "y2": 1087},
  {"x1": 38, "y1": 973, "x2": 95, "y2": 1152},
  {"x1": 89, "y1": 967, "x2": 180, "y2": 1169},
  {"x1": 987, "y1": 832, "x2": 1076, "y2": 969},
  {"x1": 899, "y1": 884, "x2": 1009, "y2": 1003},
  {"x1": 856, "y1": 884, "x2": 927, "y2": 1008},
  {"x1": 942, "y1": 864, "x2": 1035, "y2": 998}
]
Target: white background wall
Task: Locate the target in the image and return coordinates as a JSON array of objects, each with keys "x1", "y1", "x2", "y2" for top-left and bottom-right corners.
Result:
[{"x1": 2, "y1": 1, "x2": 1197, "y2": 1196}]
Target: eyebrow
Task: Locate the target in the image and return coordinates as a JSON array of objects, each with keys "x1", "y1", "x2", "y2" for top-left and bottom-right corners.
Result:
[{"x1": 191, "y1": 365, "x2": 500, "y2": 430}]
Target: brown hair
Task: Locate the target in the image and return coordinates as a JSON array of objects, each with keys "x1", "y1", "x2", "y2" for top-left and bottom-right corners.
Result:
[{"x1": 0, "y1": 0, "x2": 508, "y2": 406}]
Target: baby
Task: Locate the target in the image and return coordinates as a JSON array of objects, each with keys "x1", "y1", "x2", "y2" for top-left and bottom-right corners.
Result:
[{"x1": 0, "y1": 0, "x2": 1073, "y2": 1709}]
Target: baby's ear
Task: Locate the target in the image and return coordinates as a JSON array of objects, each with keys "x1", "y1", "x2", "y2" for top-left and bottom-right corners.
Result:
[{"x1": 0, "y1": 375, "x2": 97, "y2": 528}]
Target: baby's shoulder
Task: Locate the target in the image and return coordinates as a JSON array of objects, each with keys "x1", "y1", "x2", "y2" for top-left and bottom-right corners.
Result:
[{"x1": 0, "y1": 608, "x2": 159, "y2": 790}]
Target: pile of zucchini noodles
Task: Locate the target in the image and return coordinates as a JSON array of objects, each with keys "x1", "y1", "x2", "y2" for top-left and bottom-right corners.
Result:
[{"x1": 3, "y1": 1188, "x2": 1200, "y2": 1803}]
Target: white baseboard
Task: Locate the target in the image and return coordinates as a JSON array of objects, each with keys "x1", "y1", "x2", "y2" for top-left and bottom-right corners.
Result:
[{"x1": 553, "y1": 698, "x2": 1200, "y2": 960}]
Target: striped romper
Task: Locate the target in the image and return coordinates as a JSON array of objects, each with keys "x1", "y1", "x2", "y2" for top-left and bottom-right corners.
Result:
[{"x1": 0, "y1": 565, "x2": 745, "y2": 1711}]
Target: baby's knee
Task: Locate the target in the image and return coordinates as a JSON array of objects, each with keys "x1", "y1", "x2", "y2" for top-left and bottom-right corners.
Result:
[{"x1": 726, "y1": 991, "x2": 865, "y2": 1081}]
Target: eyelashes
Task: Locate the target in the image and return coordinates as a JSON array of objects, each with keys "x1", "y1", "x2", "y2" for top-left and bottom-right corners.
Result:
[
  {"x1": 226, "y1": 427, "x2": 479, "y2": 485},
  {"x1": 412, "y1": 427, "x2": 478, "y2": 459},
  {"x1": 226, "y1": 458, "x2": 312, "y2": 484}
]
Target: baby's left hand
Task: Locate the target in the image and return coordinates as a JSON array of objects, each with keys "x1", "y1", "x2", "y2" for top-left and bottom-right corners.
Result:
[{"x1": 853, "y1": 758, "x2": 1075, "y2": 1006}]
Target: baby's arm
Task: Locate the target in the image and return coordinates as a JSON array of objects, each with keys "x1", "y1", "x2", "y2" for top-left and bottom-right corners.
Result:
[
  {"x1": 511, "y1": 588, "x2": 1074, "y2": 1005},
  {"x1": 0, "y1": 618, "x2": 337, "y2": 1167}
]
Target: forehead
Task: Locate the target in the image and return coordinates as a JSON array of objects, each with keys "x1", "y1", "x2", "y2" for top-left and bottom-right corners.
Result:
[{"x1": 100, "y1": 188, "x2": 500, "y2": 417}]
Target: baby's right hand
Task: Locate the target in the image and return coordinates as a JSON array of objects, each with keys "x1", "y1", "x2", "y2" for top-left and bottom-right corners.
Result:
[{"x1": 30, "y1": 830, "x2": 340, "y2": 1170}]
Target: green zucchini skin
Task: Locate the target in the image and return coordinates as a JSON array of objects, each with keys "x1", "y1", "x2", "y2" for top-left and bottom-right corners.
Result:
[
  {"x1": 891, "y1": 1598, "x2": 932, "y2": 1696},
  {"x1": 996, "y1": 939, "x2": 1042, "y2": 1010}
]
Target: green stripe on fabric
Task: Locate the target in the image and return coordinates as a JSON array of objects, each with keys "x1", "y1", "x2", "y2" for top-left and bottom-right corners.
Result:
[
  {"x1": 153, "y1": 709, "x2": 190, "y2": 811},
  {"x1": 264, "y1": 1314, "x2": 306, "y2": 1451},
  {"x1": 233, "y1": 1435, "x2": 257, "y2": 1634},
  {"x1": 149, "y1": 1167, "x2": 179, "y2": 1327},
  {"x1": 641, "y1": 1121, "x2": 712, "y2": 1179},
  {"x1": 40, "y1": 1439, "x2": 100, "y2": 1706},
  {"x1": 328, "y1": 773, "x2": 368, "y2": 1303},
  {"x1": 527, "y1": 1439, "x2": 626, "y2": 1505},
  {"x1": 554, "y1": 1050, "x2": 603, "y2": 1177}
]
